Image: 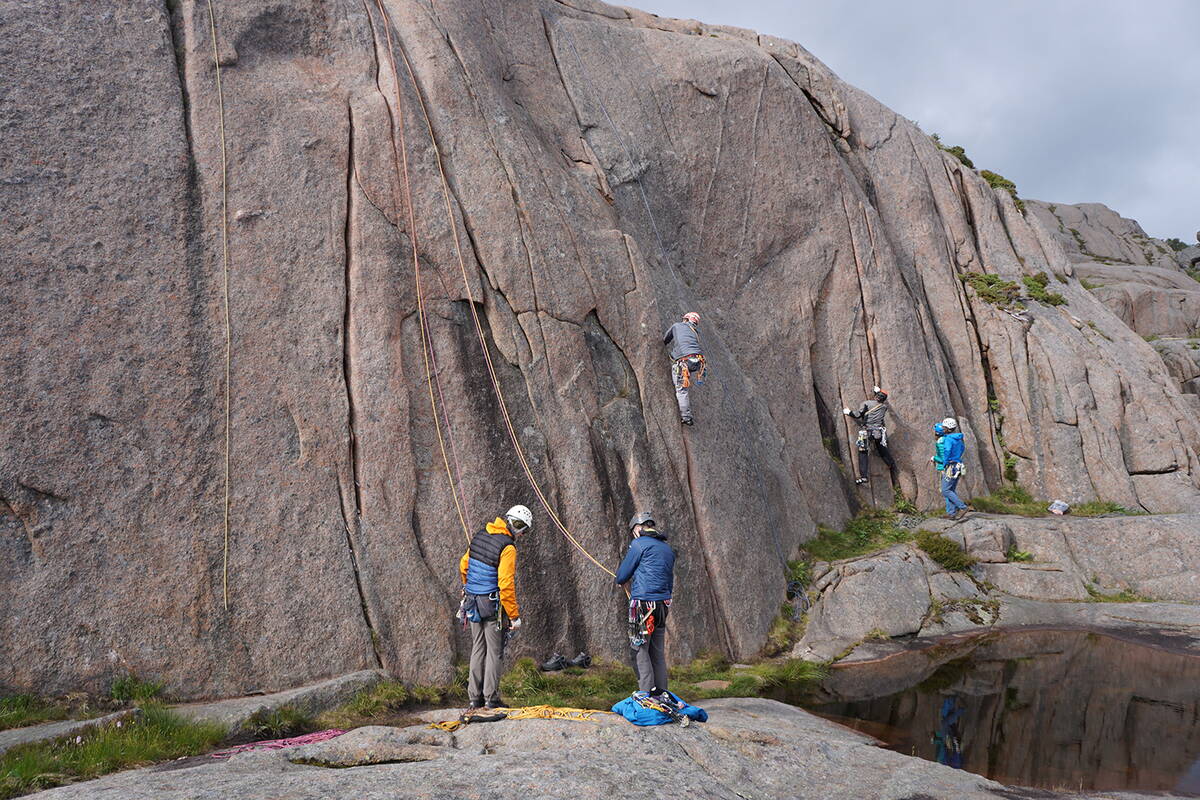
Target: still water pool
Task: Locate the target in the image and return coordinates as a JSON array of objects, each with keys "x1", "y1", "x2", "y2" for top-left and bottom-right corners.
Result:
[{"x1": 794, "y1": 629, "x2": 1200, "y2": 795}]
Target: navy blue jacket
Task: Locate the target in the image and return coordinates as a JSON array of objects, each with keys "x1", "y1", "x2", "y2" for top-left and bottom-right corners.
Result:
[{"x1": 615, "y1": 531, "x2": 675, "y2": 601}]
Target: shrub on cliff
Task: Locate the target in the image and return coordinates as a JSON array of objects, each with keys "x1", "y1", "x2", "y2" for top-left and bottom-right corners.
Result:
[
  {"x1": 931, "y1": 133, "x2": 975, "y2": 168},
  {"x1": 981, "y1": 169, "x2": 1026, "y2": 214},
  {"x1": 1022, "y1": 272, "x2": 1066, "y2": 306}
]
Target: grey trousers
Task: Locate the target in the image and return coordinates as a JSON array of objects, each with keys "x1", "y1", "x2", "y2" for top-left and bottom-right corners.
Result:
[
  {"x1": 468, "y1": 620, "x2": 504, "y2": 702},
  {"x1": 671, "y1": 363, "x2": 692, "y2": 422},
  {"x1": 633, "y1": 607, "x2": 669, "y2": 693}
]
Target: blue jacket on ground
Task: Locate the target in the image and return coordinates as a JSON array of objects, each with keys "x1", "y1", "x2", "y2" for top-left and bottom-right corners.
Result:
[
  {"x1": 942, "y1": 431, "x2": 964, "y2": 465},
  {"x1": 612, "y1": 691, "x2": 708, "y2": 726},
  {"x1": 615, "y1": 531, "x2": 675, "y2": 601}
]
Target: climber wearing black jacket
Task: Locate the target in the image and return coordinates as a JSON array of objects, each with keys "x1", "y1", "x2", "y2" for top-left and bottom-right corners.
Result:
[{"x1": 844, "y1": 387, "x2": 898, "y2": 485}]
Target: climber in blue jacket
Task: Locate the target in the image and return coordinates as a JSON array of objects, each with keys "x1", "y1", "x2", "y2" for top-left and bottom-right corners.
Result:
[
  {"x1": 615, "y1": 511, "x2": 676, "y2": 699},
  {"x1": 933, "y1": 418, "x2": 969, "y2": 519}
]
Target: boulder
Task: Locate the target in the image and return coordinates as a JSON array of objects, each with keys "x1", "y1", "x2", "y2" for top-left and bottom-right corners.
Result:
[{"x1": 795, "y1": 546, "x2": 932, "y2": 659}]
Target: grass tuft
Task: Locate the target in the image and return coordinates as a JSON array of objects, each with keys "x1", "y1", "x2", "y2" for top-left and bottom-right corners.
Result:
[
  {"x1": 316, "y1": 674, "x2": 467, "y2": 731},
  {"x1": 1085, "y1": 583, "x2": 1151, "y2": 603},
  {"x1": 970, "y1": 484, "x2": 1047, "y2": 516},
  {"x1": 109, "y1": 675, "x2": 164, "y2": 706},
  {"x1": 916, "y1": 529, "x2": 976, "y2": 572},
  {"x1": 1006, "y1": 546, "x2": 1033, "y2": 562},
  {"x1": 0, "y1": 704, "x2": 225, "y2": 799},
  {"x1": 242, "y1": 705, "x2": 316, "y2": 740},
  {"x1": 0, "y1": 697, "x2": 72, "y2": 733},
  {"x1": 805, "y1": 510, "x2": 913, "y2": 563}
]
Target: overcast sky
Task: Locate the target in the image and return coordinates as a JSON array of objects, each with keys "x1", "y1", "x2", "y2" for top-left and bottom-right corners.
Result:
[{"x1": 634, "y1": 0, "x2": 1199, "y2": 241}]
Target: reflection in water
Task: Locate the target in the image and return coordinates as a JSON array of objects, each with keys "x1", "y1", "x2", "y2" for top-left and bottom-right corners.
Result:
[
  {"x1": 933, "y1": 696, "x2": 964, "y2": 769},
  {"x1": 799, "y1": 630, "x2": 1200, "y2": 795}
]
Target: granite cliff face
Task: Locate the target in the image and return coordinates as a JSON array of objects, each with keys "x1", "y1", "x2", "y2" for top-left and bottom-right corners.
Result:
[{"x1": 3, "y1": 0, "x2": 1200, "y2": 698}]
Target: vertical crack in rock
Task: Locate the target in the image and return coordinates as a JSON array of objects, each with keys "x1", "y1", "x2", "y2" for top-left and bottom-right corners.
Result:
[
  {"x1": 344, "y1": 105, "x2": 364, "y2": 519},
  {"x1": 838, "y1": 193, "x2": 879, "y2": 384},
  {"x1": 340, "y1": 104, "x2": 382, "y2": 669},
  {"x1": 679, "y1": 435, "x2": 737, "y2": 657}
]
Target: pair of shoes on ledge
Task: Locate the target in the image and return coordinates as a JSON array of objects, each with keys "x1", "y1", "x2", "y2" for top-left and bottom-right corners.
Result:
[{"x1": 540, "y1": 651, "x2": 592, "y2": 671}]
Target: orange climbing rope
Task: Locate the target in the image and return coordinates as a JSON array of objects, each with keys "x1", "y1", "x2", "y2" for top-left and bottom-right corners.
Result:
[
  {"x1": 372, "y1": 3, "x2": 617, "y2": 580},
  {"x1": 369, "y1": 0, "x2": 470, "y2": 545}
]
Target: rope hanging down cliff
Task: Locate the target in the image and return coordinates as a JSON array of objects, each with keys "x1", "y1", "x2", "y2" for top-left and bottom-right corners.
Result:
[
  {"x1": 365, "y1": 4, "x2": 472, "y2": 545},
  {"x1": 371, "y1": 1, "x2": 616, "y2": 580},
  {"x1": 205, "y1": 0, "x2": 233, "y2": 611}
]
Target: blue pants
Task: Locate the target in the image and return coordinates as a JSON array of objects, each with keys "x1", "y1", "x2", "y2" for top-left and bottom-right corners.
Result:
[{"x1": 941, "y1": 473, "x2": 967, "y2": 514}]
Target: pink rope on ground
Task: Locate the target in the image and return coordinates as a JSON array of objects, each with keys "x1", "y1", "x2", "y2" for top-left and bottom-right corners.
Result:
[{"x1": 210, "y1": 729, "x2": 346, "y2": 759}]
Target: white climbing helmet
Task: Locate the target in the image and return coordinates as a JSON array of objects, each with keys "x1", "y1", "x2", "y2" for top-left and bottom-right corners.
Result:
[
  {"x1": 505, "y1": 504, "x2": 533, "y2": 533},
  {"x1": 941, "y1": 417, "x2": 959, "y2": 430}
]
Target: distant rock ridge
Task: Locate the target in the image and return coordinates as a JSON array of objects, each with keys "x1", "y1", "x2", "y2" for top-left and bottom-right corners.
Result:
[
  {"x1": 1025, "y1": 199, "x2": 1200, "y2": 339},
  {"x1": 3, "y1": 0, "x2": 1200, "y2": 698}
]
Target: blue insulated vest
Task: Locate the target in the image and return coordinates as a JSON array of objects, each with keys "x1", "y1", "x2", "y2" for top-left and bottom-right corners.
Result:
[{"x1": 464, "y1": 529, "x2": 513, "y2": 596}]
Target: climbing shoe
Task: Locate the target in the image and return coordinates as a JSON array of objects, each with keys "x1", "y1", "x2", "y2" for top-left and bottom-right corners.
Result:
[
  {"x1": 855, "y1": 477, "x2": 869, "y2": 485},
  {"x1": 539, "y1": 653, "x2": 568, "y2": 671},
  {"x1": 681, "y1": 417, "x2": 694, "y2": 426},
  {"x1": 567, "y1": 651, "x2": 592, "y2": 668},
  {"x1": 468, "y1": 698, "x2": 485, "y2": 709},
  {"x1": 485, "y1": 697, "x2": 509, "y2": 709}
]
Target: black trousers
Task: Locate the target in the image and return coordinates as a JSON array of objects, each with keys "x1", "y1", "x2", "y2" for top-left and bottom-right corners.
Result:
[{"x1": 858, "y1": 437, "x2": 896, "y2": 478}]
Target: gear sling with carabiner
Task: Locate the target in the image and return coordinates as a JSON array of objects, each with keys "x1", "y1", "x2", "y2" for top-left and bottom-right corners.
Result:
[{"x1": 674, "y1": 354, "x2": 706, "y2": 389}]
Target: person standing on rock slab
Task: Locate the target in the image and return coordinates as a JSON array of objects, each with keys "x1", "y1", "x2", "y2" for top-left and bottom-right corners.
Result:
[
  {"x1": 616, "y1": 511, "x2": 676, "y2": 700},
  {"x1": 458, "y1": 504, "x2": 532, "y2": 709},
  {"x1": 663, "y1": 312, "x2": 705, "y2": 426},
  {"x1": 843, "y1": 386, "x2": 898, "y2": 486},
  {"x1": 933, "y1": 418, "x2": 969, "y2": 520}
]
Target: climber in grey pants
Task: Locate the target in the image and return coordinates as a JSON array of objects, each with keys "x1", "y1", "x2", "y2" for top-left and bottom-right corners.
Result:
[{"x1": 663, "y1": 312, "x2": 704, "y2": 426}]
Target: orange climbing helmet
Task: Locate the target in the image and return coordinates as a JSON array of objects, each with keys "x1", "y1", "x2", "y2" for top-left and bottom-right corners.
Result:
[{"x1": 683, "y1": 312, "x2": 700, "y2": 325}]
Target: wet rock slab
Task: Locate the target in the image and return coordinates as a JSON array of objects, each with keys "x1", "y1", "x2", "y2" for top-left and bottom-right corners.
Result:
[{"x1": 23, "y1": 698, "x2": 1173, "y2": 799}]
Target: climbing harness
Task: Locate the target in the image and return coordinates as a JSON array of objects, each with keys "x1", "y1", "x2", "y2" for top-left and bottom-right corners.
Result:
[
  {"x1": 204, "y1": 0, "x2": 234, "y2": 610},
  {"x1": 628, "y1": 598, "x2": 668, "y2": 648},
  {"x1": 428, "y1": 705, "x2": 613, "y2": 733},
  {"x1": 673, "y1": 354, "x2": 706, "y2": 389},
  {"x1": 370, "y1": 1, "x2": 617, "y2": 579}
]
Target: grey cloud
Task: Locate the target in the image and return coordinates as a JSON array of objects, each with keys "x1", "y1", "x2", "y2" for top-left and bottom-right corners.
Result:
[{"x1": 632, "y1": 0, "x2": 1200, "y2": 240}]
